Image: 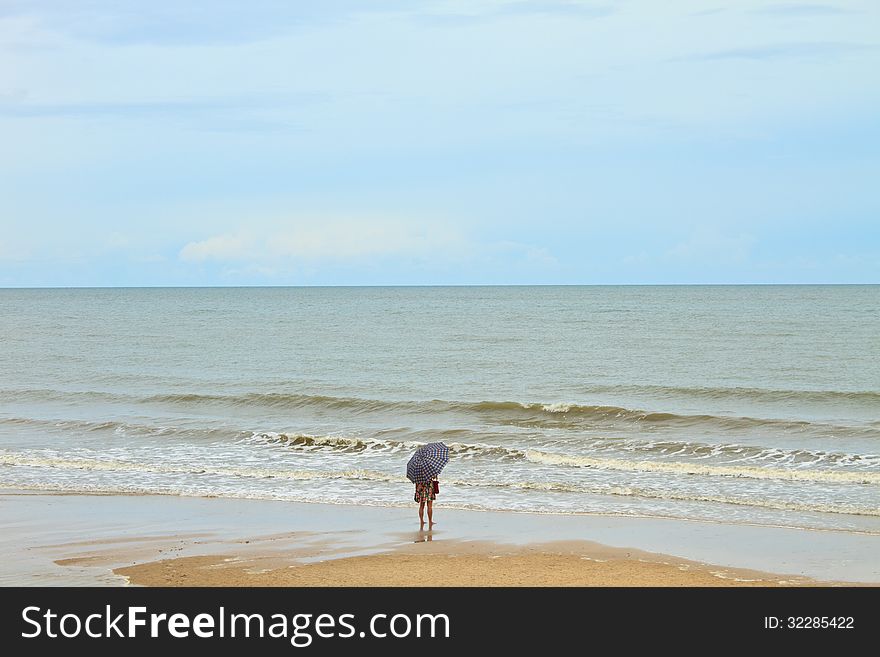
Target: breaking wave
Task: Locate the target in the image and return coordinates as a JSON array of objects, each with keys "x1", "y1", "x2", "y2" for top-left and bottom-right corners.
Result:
[{"x1": 4, "y1": 387, "x2": 876, "y2": 436}]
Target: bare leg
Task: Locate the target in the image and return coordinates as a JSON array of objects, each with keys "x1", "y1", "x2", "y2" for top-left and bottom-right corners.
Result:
[
  {"x1": 419, "y1": 501, "x2": 425, "y2": 530},
  {"x1": 427, "y1": 500, "x2": 434, "y2": 529}
]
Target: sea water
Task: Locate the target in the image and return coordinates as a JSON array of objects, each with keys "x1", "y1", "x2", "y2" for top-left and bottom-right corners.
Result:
[{"x1": 1, "y1": 286, "x2": 878, "y2": 533}]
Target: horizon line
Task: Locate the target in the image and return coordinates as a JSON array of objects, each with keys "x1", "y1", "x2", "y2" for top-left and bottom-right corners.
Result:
[{"x1": 1, "y1": 283, "x2": 877, "y2": 290}]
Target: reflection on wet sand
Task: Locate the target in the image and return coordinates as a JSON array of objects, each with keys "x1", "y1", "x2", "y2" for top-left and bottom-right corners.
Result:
[{"x1": 414, "y1": 530, "x2": 434, "y2": 543}]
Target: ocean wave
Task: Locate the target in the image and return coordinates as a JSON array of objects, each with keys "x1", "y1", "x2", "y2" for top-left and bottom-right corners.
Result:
[
  {"x1": 578, "y1": 437, "x2": 880, "y2": 468},
  {"x1": 4, "y1": 387, "x2": 874, "y2": 435},
  {"x1": 5, "y1": 428, "x2": 878, "y2": 488},
  {"x1": 0, "y1": 452, "x2": 406, "y2": 484},
  {"x1": 523, "y1": 450, "x2": 880, "y2": 484},
  {"x1": 248, "y1": 432, "x2": 520, "y2": 460},
  {"x1": 253, "y1": 432, "x2": 415, "y2": 453},
  {"x1": 249, "y1": 432, "x2": 880, "y2": 480},
  {"x1": 0, "y1": 415, "x2": 248, "y2": 441},
  {"x1": 467, "y1": 400, "x2": 828, "y2": 431},
  {"x1": 585, "y1": 384, "x2": 880, "y2": 405},
  {"x1": 5, "y1": 412, "x2": 875, "y2": 473},
  {"x1": 5, "y1": 411, "x2": 876, "y2": 474}
]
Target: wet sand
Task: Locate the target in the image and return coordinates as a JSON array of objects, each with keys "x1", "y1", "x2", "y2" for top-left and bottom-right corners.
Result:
[
  {"x1": 2, "y1": 491, "x2": 877, "y2": 586},
  {"x1": 113, "y1": 539, "x2": 817, "y2": 587}
]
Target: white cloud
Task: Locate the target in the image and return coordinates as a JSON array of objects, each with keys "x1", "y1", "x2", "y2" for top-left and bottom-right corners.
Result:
[
  {"x1": 179, "y1": 232, "x2": 254, "y2": 262},
  {"x1": 175, "y1": 218, "x2": 563, "y2": 283},
  {"x1": 178, "y1": 218, "x2": 467, "y2": 265}
]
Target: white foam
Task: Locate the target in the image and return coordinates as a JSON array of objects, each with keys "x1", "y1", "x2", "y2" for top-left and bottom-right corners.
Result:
[
  {"x1": 541, "y1": 402, "x2": 574, "y2": 413},
  {"x1": 524, "y1": 449, "x2": 880, "y2": 485},
  {"x1": 0, "y1": 452, "x2": 407, "y2": 484}
]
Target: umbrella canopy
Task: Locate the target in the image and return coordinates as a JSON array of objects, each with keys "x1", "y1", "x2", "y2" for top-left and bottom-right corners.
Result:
[{"x1": 406, "y1": 442, "x2": 450, "y2": 485}]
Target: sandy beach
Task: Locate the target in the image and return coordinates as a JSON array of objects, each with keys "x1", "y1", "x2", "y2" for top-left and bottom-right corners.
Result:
[
  {"x1": 113, "y1": 541, "x2": 812, "y2": 587},
  {"x1": 2, "y1": 491, "x2": 877, "y2": 587}
]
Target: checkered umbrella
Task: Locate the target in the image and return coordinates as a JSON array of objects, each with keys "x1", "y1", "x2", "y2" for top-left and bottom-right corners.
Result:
[{"x1": 406, "y1": 442, "x2": 449, "y2": 485}]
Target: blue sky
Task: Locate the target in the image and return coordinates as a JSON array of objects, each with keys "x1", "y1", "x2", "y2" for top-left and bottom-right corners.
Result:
[{"x1": 1, "y1": 0, "x2": 878, "y2": 286}]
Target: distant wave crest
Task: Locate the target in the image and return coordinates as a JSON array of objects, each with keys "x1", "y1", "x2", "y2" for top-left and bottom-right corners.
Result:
[{"x1": 5, "y1": 387, "x2": 876, "y2": 435}]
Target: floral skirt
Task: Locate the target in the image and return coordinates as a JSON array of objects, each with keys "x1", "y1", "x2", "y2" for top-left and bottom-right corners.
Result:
[{"x1": 414, "y1": 481, "x2": 436, "y2": 503}]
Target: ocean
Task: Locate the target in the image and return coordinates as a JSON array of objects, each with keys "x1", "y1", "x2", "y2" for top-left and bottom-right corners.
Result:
[{"x1": 1, "y1": 286, "x2": 878, "y2": 534}]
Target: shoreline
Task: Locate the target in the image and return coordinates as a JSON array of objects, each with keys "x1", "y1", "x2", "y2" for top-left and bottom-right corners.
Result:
[
  {"x1": 2, "y1": 491, "x2": 878, "y2": 586},
  {"x1": 5, "y1": 485, "x2": 877, "y2": 537}
]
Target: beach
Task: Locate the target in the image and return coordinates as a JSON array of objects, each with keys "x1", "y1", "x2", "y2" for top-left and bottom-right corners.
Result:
[
  {"x1": 1, "y1": 287, "x2": 878, "y2": 588},
  {"x1": 2, "y1": 491, "x2": 877, "y2": 587}
]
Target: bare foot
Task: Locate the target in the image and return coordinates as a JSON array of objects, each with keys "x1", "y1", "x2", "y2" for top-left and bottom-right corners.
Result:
[
  {"x1": 428, "y1": 522, "x2": 435, "y2": 529},
  {"x1": 419, "y1": 523, "x2": 425, "y2": 531}
]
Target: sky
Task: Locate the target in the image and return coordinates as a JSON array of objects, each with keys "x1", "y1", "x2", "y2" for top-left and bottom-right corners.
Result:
[{"x1": 1, "y1": 0, "x2": 878, "y2": 286}]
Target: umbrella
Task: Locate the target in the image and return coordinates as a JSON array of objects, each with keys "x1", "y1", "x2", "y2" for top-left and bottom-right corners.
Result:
[{"x1": 406, "y1": 442, "x2": 449, "y2": 485}]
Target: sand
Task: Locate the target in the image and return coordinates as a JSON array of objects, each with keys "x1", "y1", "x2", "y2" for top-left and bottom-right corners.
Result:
[{"x1": 113, "y1": 539, "x2": 816, "y2": 587}]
